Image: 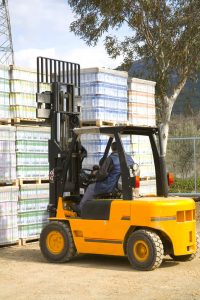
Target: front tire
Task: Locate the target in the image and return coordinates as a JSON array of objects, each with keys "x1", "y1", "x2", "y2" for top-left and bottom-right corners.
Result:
[
  {"x1": 40, "y1": 221, "x2": 76, "y2": 263},
  {"x1": 126, "y1": 229, "x2": 164, "y2": 271},
  {"x1": 170, "y1": 233, "x2": 200, "y2": 262}
]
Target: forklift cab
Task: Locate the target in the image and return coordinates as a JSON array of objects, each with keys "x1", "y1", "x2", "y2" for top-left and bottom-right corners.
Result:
[{"x1": 67, "y1": 125, "x2": 169, "y2": 219}]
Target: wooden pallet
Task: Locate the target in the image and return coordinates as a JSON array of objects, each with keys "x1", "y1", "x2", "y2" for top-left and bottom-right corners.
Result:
[
  {"x1": 0, "y1": 181, "x2": 18, "y2": 187},
  {"x1": 81, "y1": 120, "x2": 119, "y2": 127},
  {"x1": 18, "y1": 236, "x2": 39, "y2": 246},
  {"x1": 0, "y1": 241, "x2": 19, "y2": 248},
  {"x1": 11, "y1": 118, "x2": 46, "y2": 125},
  {"x1": 16, "y1": 178, "x2": 49, "y2": 186},
  {"x1": 0, "y1": 118, "x2": 11, "y2": 125}
]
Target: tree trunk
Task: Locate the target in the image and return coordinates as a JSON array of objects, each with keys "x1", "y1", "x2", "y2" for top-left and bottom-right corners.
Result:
[
  {"x1": 159, "y1": 75, "x2": 188, "y2": 154},
  {"x1": 160, "y1": 122, "x2": 169, "y2": 155},
  {"x1": 160, "y1": 96, "x2": 173, "y2": 155}
]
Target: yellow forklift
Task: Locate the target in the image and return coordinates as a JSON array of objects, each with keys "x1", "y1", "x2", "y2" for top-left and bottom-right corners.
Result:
[{"x1": 36, "y1": 57, "x2": 199, "y2": 271}]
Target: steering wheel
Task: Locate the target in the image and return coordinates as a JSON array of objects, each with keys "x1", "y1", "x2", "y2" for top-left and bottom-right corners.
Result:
[{"x1": 79, "y1": 168, "x2": 93, "y2": 187}]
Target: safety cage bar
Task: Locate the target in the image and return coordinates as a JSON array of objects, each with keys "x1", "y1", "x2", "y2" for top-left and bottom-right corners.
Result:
[{"x1": 37, "y1": 56, "x2": 81, "y2": 95}]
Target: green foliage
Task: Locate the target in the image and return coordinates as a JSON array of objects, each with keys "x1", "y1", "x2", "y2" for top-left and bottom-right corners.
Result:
[
  {"x1": 68, "y1": 0, "x2": 200, "y2": 109},
  {"x1": 169, "y1": 177, "x2": 200, "y2": 193}
]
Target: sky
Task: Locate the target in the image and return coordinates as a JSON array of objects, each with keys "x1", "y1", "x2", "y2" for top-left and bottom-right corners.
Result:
[{"x1": 8, "y1": 0, "x2": 124, "y2": 70}]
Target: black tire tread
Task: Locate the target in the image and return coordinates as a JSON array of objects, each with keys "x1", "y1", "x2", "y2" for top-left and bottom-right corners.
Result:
[
  {"x1": 58, "y1": 221, "x2": 76, "y2": 262},
  {"x1": 40, "y1": 221, "x2": 76, "y2": 263},
  {"x1": 127, "y1": 229, "x2": 164, "y2": 271}
]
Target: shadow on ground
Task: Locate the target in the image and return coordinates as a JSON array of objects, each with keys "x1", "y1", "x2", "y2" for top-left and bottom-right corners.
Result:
[{"x1": 0, "y1": 243, "x2": 178, "y2": 272}]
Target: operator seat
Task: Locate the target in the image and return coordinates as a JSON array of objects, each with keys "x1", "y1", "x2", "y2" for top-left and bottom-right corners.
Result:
[
  {"x1": 94, "y1": 175, "x2": 122, "y2": 200},
  {"x1": 81, "y1": 199, "x2": 113, "y2": 220}
]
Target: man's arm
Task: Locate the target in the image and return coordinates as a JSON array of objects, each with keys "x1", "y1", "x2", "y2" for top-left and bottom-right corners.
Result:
[{"x1": 95, "y1": 157, "x2": 113, "y2": 181}]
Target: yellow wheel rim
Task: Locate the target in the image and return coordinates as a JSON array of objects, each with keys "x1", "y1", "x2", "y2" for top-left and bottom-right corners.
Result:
[
  {"x1": 46, "y1": 230, "x2": 64, "y2": 254},
  {"x1": 133, "y1": 240, "x2": 149, "y2": 262}
]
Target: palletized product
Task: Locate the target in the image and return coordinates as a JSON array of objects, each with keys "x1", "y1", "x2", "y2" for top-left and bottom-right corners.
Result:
[
  {"x1": 10, "y1": 105, "x2": 36, "y2": 119},
  {"x1": 0, "y1": 186, "x2": 19, "y2": 245},
  {"x1": 0, "y1": 92, "x2": 9, "y2": 105},
  {"x1": 128, "y1": 77, "x2": 156, "y2": 126},
  {"x1": 18, "y1": 183, "x2": 49, "y2": 238},
  {"x1": 16, "y1": 126, "x2": 50, "y2": 179},
  {"x1": 0, "y1": 125, "x2": 16, "y2": 183},
  {"x1": 0, "y1": 65, "x2": 10, "y2": 119},
  {"x1": 0, "y1": 104, "x2": 10, "y2": 119},
  {"x1": 130, "y1": 135, "x2": 155, "y2": 178},
  {"x1": 9, "y1": 65, "x2": 38, "y2": 119},
  {"x1": 80, "y1": 67, "x2": 128, "y2": 123},
  {"x1": 127, "y1": 78, "x2": 156, "y2": 179},
  {"x1": 9, "y1": 65, "x2": 37, "y2": 82},
  {"x1": 0, "y1": 64, "x2": 9, "y2": 80},
  {"x1": 10, "y1": 92, "x2": 36, "y2": 107}
]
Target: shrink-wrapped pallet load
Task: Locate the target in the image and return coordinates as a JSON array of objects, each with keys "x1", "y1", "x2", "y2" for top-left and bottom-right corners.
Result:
[
  {"x1": 0, "y1": 186, "x2": 19, "y2": 245},
  {"x1": 128, "y1": 77, "x2": 156, "y2": 126},
  {"x1": 0, "y1": 64, "x2": 10, "y2": 120},
  {"x1": 18, "y1": 184, "x2": 49, "y2": 239},
  {"x1": 128, "y1": 78, "x2": 156, "y2": 192},
  {"x1": 80, "y1": 68, "x2": 128, "y2": 123},
  {"x1": 16, "y1": 126, "x2": 50, "y2": 179},
  {"x1": 9, "y1": 66, "x2": 37, "y2": 119},
  {"x1": 0, "y1": 125, "x2": 16, "y2": 183}
]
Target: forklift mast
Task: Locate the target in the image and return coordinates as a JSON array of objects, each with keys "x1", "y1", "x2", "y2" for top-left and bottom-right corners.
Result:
[{"x1": 36, "y1": 57, "x2": 82, "y2": 216}]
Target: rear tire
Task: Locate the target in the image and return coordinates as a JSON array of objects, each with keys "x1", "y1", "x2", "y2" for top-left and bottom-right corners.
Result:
[
  {"x1": 126, "y1": 229, "x2": 164, "y2": 271},
  {"x1": 170, "y1": 233, "x2": 200, "y2": 262},
  {"x1": 40, "y1": 221, "x2": 76, "y2": 263}
]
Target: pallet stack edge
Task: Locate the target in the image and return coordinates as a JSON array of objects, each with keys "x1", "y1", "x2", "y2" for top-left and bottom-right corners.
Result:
[{"x1": 0, "y1": 65, "x2": 50, "y2": 246}]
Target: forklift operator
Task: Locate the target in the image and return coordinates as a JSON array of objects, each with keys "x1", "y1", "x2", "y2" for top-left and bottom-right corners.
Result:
[{"x1": 74, "y1": 142, "x2": 134, "y2": 215}]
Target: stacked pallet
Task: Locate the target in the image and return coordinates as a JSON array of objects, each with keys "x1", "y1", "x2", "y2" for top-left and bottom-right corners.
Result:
[
  {"x1": 9, "y1": 66, "x2": 38, "y2": 119},
  {"x1": 15, "y1": 126, "x2": 50, "y2": 241},
  {"x1": 7, "y1": 66, "x2": 51, "y2": 243},
  {"x1": 0, "y1": 186, "x2": 19, "y2": 245},
  {"x1": 80, "y1": 68, "x2": 128, "y2": 124},
  {"x1": 128, "y1": 77, "x2": 157, "y2": 193},
  {"x1": 16, "y1": 126, "x2": 50, "y2": 179},
  {"x1": 0, "y1": 66, "x2": 17, "y2": 246},
  {"x1": 18, "y1": 184, "x2": 49, "y2": 240},
  {"x1": 128, "y1": 77, "x2": 156, "y2": 126},
  {"x1": 80, "y1": 67, "x2": 129, "y2": 172},
  {"x1": 0, "y1": 125, "x2": 16, "y2": 183},
  {"x1": 131, "y1": 135, "x2": 156, "y2": 195},
  {"x1": 0, "y1": 64, "x2": 50, "y2": 245},
  {"x1": 0, "y1": 64, "x2": 10, "y2": 120},
  {"x1": 80, "y1": 73, "x2": 157, "y2": 195},
  {"x1": 131, "y1": 135, "x2": 155, "y2": 178}
]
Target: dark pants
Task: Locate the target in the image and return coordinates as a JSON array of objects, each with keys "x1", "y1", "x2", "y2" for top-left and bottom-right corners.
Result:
[{"x1": 78, "y1": 182, "x2": 96, "y2": 212}]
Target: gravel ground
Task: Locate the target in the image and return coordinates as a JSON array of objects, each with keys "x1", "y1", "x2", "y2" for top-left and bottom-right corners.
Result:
[{"x1": 0, "y1": 202, "x2": 199, "y2": 300}]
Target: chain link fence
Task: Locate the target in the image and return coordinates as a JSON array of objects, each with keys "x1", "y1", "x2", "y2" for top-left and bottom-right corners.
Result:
[{"x1": 166, "y1": 137, "x2": 200, "y2": 195}]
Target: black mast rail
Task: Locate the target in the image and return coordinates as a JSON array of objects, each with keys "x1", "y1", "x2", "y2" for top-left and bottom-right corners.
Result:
[{"x1": 36, "y1": 57, "x2": 82, "y2": 217}]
